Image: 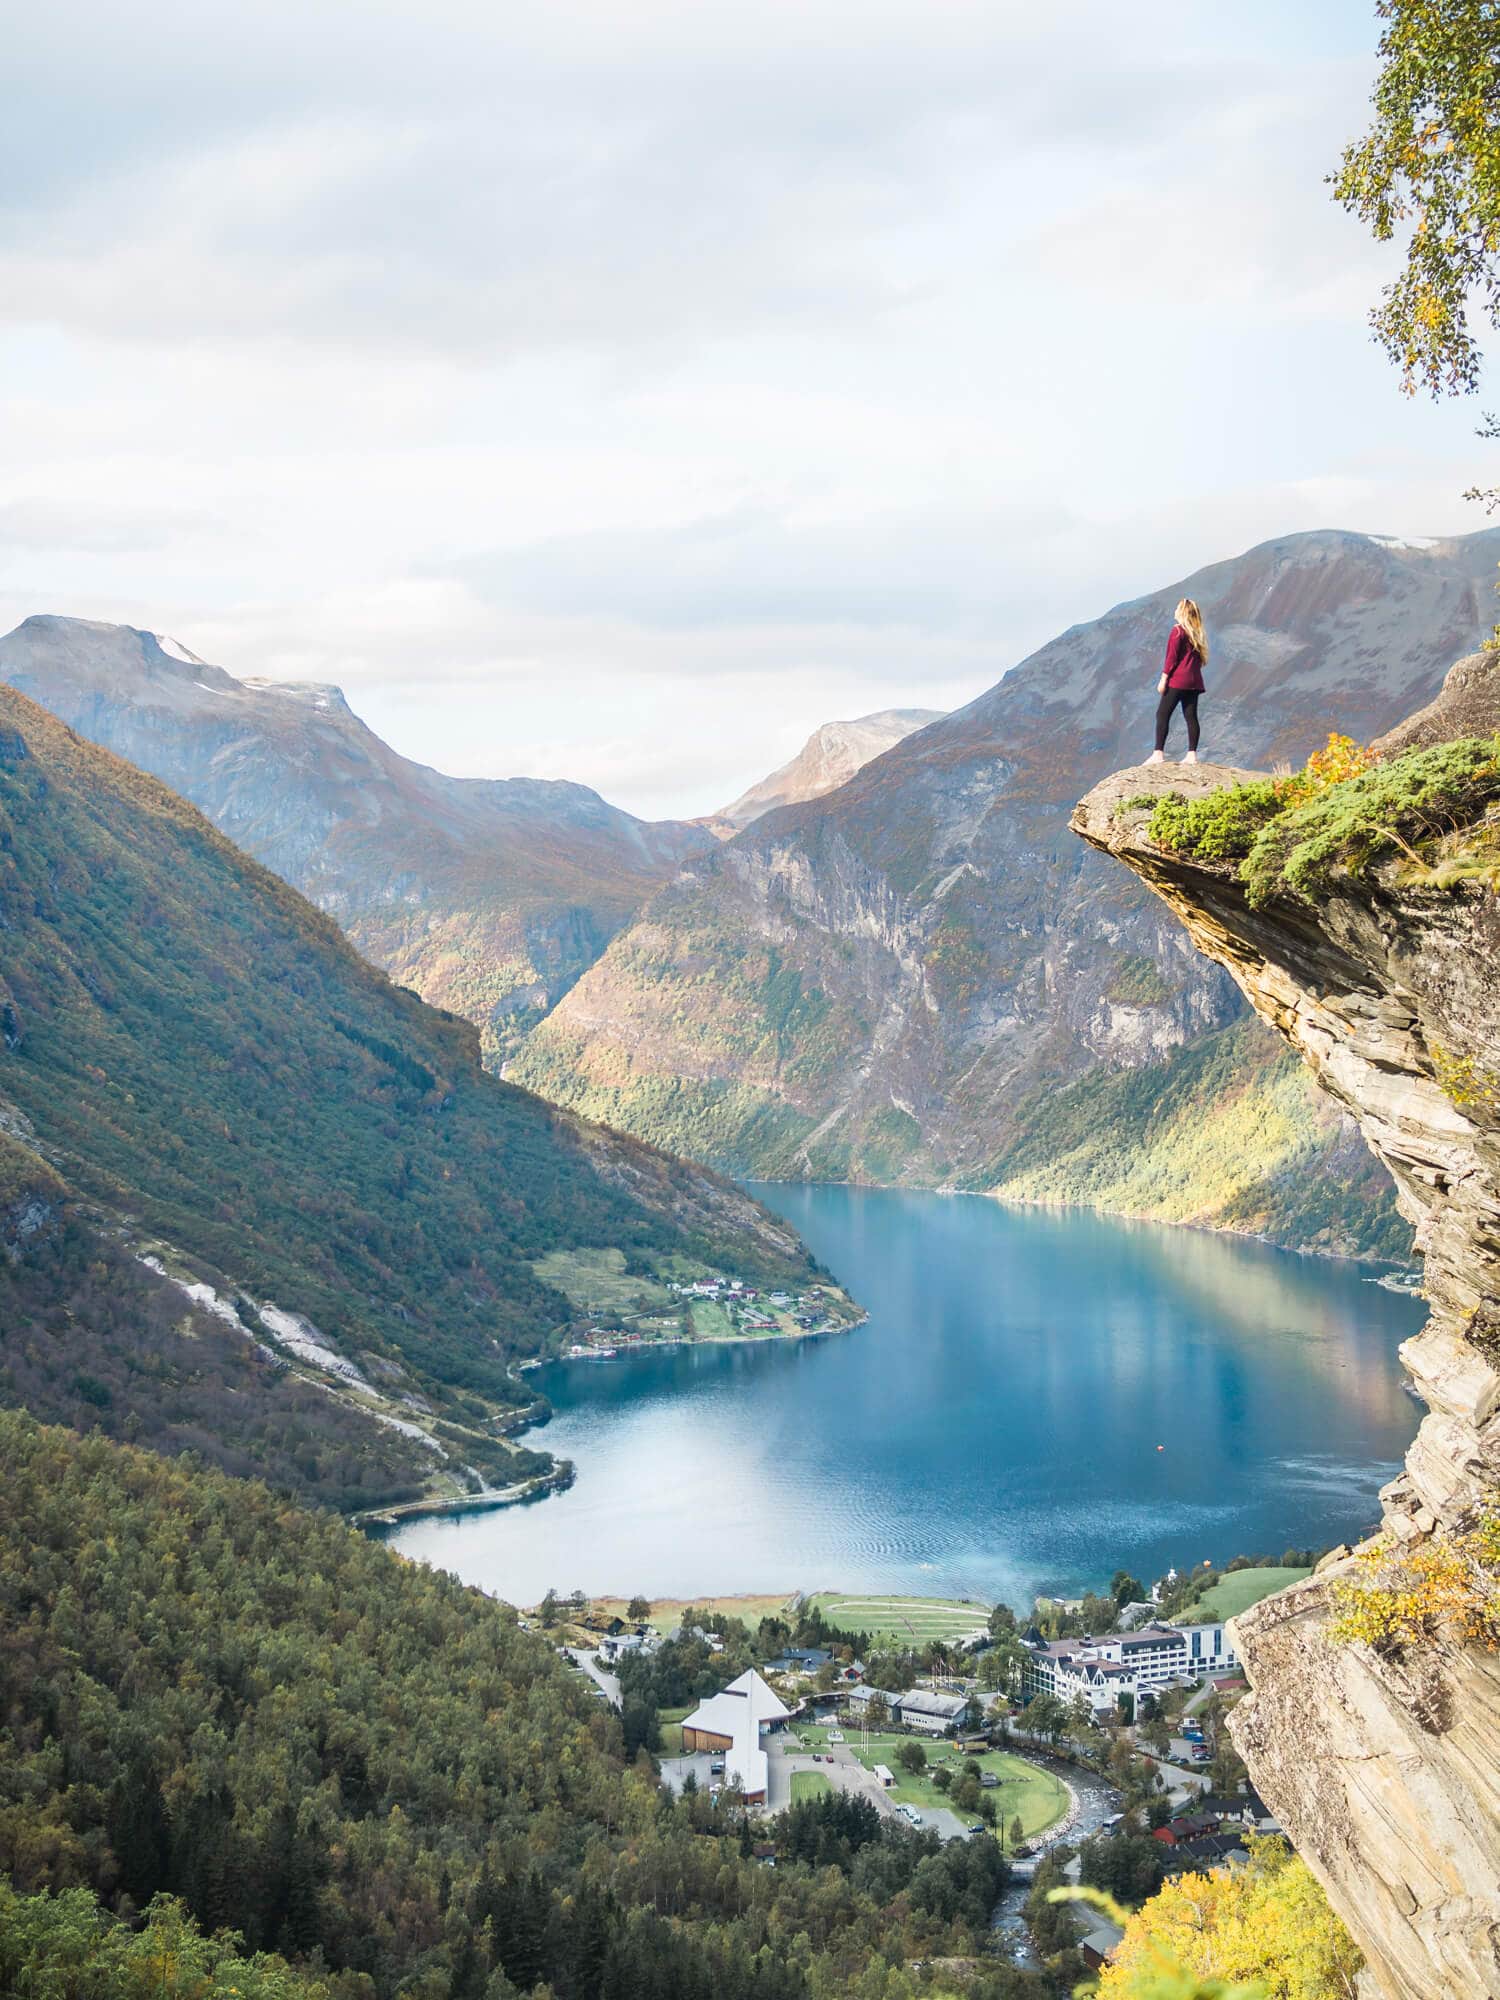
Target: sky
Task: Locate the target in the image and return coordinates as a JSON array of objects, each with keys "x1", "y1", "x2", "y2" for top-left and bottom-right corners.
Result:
[{"x1": 1, "y1": 0, "x2": 1492, "y2": 819}]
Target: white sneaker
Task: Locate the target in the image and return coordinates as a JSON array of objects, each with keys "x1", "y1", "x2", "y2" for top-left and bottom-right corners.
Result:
[
  {"x1": 1182, "y1": 750, "x2": 1199, "y2": 765},
  {"x1": 1145, "y1": 749, "x2": 1166, "y2": 765}
]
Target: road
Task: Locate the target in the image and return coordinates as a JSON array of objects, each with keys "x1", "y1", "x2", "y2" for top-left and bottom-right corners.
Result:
[{"x1": 565, "y1": 1646, "x2": 621, "y2": 1709}]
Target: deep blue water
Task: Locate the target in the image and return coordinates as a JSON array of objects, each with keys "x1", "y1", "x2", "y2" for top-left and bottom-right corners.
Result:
[{"x1": 389, "y1": 1186, "x2": 1423, "y2": 1609}]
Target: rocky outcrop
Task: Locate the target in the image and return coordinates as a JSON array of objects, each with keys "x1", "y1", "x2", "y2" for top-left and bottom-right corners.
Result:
[{"x1": 1072, "y1": 658, "x2": 1500, "y2": 2000}]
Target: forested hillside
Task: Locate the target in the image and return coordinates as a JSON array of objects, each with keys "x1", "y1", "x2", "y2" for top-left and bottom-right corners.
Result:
[
  {"x1": 0, "y1": 686, "x2": 837, "y2": 1493},
  {"x1": 0, "y1": 1415, "x2": 1039, "y2": 2000},
  {"x1": 0, "y1": 1129, "x2": 445, "y2": 1510}
]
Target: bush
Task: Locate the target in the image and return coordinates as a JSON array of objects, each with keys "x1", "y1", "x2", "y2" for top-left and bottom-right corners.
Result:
[
  {"x1": 1329, "y1": 1507, "x2": 1500, "y2": 1652},
  {"x1": 1147, "y1": 778, "x2": 1290, "y2": 863},
  {"x1": 1145, "y1": 732, "x2": 1500, "y2": 910},
  {"x1": 1242, "y1": 735, "x2": 1500, "y2": 907}
]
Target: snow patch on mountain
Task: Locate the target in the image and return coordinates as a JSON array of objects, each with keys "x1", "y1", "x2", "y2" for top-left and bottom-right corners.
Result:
[{"x1": 154, "y1": 633, "x2": 207, "y2": 666}]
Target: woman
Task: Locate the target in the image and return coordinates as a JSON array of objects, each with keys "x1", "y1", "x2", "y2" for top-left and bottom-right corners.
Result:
[{"x1": 1146, "y1": 597, "x2": 1208, "y2": 764}]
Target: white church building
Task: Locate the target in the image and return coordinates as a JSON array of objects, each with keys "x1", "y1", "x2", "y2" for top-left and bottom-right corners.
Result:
[{"x1": 680, "y1": 1669, "x2": 791, "y2": 1803}]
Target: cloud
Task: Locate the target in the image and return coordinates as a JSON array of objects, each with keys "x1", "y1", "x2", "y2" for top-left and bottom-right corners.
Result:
[{"x1": 1, "y1": 0, "x2": 1489, "y2": 817}]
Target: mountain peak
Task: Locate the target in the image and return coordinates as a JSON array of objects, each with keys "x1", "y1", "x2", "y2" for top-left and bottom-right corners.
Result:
[
  {"x1": 704, "y1": 704, "x2": 944, "y2": 838},
  {"x1": 240, "y1": 676, "x2": 353, "y2": 715}
]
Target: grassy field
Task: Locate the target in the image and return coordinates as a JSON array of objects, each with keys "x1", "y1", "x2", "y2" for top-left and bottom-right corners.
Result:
[
  {"x1": 810, "y1": 1593, "x2": 988, "y2": 1647},
  {"x1": 531, "y1": 1245, "x2": 677, "y2": 1316},
  {"x1": 790, "y1": 1770, "x2": 833, "y2": 1802},
  {"x1": 838, "y1": 1734, "x2": 1068, "y2": 1841},
  {"x1": 1176, "y1": 1568, "x2": 1310, "y2": 1622},
  {"x1": 587, "y1": 1594, "x2": 795, "y2": 1634},
  {"x1": 575, "y1": 1589, "x2": 992, "y2": 1643}
]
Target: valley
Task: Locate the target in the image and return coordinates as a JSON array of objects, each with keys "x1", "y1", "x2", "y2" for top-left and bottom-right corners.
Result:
[{"x1": 512, "y1": 529, "x2": 1499, "y2": 1261}]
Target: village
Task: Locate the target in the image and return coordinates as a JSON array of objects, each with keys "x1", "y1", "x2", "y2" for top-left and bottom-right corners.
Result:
[
  {"x1": 553, "y1": 1260, "x2": 866, "y2": 1359},
  {"x1": 535, "y1": 1582, "x2": 1280, "y2": 1975}
]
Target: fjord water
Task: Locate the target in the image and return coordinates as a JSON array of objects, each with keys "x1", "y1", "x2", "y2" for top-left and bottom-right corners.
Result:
[{"x1": 391, "y1": 1186, "x2": 1423, "y2": 1608}]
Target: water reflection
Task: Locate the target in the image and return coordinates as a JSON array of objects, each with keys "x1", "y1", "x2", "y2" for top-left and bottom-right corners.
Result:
[{"x1": 390, "y1": 1187, "x2": 1422, "y2": 1608}]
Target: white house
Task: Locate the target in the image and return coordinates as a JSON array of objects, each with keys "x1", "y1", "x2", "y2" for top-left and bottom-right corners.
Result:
[{"x1": 681, "y1": 1669, "x2": 791, "y2": 1804}]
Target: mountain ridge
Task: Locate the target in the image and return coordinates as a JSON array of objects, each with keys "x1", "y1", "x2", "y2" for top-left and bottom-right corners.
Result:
[
  {"x1": 0, "y1": 614, "x2": 715, "y2": 1065},
  {"x1": 702, "y1": 706, "x2": 945, "y2": 838}
]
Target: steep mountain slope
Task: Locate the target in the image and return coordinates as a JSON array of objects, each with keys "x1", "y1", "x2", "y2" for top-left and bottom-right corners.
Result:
[
  {"x1": 514, "y1": 528, "x2": 1500, "y2": 1254},
  {"x1": 703, "y1": 707, "x2": 943, "y2": 838},
  {"x1": 0, "y1": 684, "x2": 837, "y2": 1494},
  {"x1": 0, "y1": 616, "x2": 713, "y2": 1065},
  {"x1": 1073, "y1": 654, "x2": 1500, "y2": 2000}
]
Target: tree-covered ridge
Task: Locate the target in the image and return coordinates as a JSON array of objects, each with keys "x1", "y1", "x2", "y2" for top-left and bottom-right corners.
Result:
[
  {"x1": 0, "y1": 1415, "x2": 1048, "y2": 2000},
  {"x1": 0, "y1": 687, "x2": 831, "y2": 1421},
  {"x1": 981, "y1": 1018, "x2": 1410, "y2": 1262}
]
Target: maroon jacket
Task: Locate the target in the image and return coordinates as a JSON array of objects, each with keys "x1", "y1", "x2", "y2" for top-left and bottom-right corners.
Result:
[{"x1": 1163, "y1": 623, "x2": 1204, "y2": 692}]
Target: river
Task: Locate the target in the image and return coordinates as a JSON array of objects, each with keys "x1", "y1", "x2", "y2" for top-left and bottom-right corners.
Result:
[{"x1": 388, "y1": 1186, "x2": 1423, "y2": 1609}]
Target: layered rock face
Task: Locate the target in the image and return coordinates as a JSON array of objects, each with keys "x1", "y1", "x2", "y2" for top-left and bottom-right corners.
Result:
[{"x1": 1073, "y1": 659, "x2": 1500, "y2": 2000}]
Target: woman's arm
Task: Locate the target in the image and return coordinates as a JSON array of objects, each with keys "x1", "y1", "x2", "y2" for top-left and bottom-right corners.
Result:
[{"x1": 1159, "y1": 624, "x2": 1183, "y2": 693}]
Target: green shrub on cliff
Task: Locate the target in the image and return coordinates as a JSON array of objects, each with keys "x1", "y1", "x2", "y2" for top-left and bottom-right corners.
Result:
[
  {"x1": 1242, "y1": 735, "x2": 1500, "y2": 906},
  {"x1": 1146, "y1": 779, "x2": 1290, "y2": 866},
  {"x1": 1147, "y1": 735, "x2": 1500, "y2": 908}
]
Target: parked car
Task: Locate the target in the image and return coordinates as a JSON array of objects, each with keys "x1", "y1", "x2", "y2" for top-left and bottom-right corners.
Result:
[
  {"x1": 1182, "y1": 1727, "x2": 1205, "y2": 1743},
  {"x1": 966, "y1": 1823, "x2": 985, "y2": 1836},
  {"x1": 710, "y1": 1759, "x2": 726, "y2": 1775}
]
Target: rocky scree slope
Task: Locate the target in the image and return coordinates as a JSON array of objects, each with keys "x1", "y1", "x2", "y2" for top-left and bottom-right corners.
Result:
[
  {"x1": 0, "y1": 616, "x2": 713, "y2": 1065},
  {"x1": 0, "y1": 686, "x2": 834, "y2": 1497},
  {"x1": 1073, "y1": 654, "x2": 1500, "y2": 2000},
  {"x1": 701, "y1": 707, "x2": 944, "y2": 838},
  {"x1": 516, "y1": 529, "x2": 1500, "y2": 1256}
]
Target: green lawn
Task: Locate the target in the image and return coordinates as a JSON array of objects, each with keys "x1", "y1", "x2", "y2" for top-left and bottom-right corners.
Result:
[
  {"x1": 842, "y1": 1735, "x2": 1068, "y2": 1842},
  {"x1": 809, "y1": 1594, "x2": 988, "y2": 1647},
  {"x1": 790, "y1": 1771, "x2": 833, "y2": 1802},
  {"x1": 1176, "y1": 1568, "x2": 1310, "y2": 1623},
  {"x1": 530, "y1": 1245, "x2": 674, "y2": 1315},
  {"x1": 790, "y1": 1724, "x2": 833, "y2": 1748},
  {"x1": 657, "y1": 1706, "x2": 693, "y2": 1756}
]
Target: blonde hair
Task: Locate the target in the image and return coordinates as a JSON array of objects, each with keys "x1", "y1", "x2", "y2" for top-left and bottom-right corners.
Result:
[{"x1": 1174, "y1": 597, "x2": 1208, "y2": 663}]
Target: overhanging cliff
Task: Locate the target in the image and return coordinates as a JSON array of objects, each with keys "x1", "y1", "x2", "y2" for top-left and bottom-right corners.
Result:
[{"x1": 1073, "y1": 656, "x2": 1500, "y2": 2000}]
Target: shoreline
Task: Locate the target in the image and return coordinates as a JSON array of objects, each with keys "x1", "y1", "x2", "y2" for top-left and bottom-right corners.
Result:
[
  {"x1": 355, "y1": 1462, "x2": 573, "y2": 1531},
  {"x1": 745, "y1": 1175, "x2": 1413, "y2": 1272},
  {"x1": 548, "y1": 1312, "x2": 869, "y2": 1364}
]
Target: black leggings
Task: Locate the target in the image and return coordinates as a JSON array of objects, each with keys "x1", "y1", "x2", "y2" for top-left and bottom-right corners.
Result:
[{"x1": 1155, "y1": 688, "x2": 1200, "y2": 753}]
